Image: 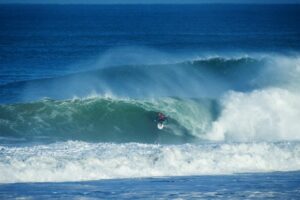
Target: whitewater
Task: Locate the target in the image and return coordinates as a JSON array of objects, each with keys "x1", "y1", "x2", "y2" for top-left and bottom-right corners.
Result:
[{"x1": 1, "y1": 141, "x2": 300, "y2": 183}]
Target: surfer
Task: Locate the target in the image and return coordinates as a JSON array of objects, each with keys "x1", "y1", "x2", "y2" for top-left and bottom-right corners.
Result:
[
  {"x1": 156, "y1": 112, "x2": 167, "y2": 130},
  {"x1": 157, "y1": 112, "x2": 167, "y2": 124}
]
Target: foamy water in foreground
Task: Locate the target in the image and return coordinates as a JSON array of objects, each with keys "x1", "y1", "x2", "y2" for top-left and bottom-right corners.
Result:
[{"x1": 1, "y1": 141, "x2": 299, "y2": 183}]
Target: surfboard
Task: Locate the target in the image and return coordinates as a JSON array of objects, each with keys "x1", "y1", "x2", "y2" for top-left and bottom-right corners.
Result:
[{"x1": 157, "y1": 122, "x2": 164, "y2": 130}]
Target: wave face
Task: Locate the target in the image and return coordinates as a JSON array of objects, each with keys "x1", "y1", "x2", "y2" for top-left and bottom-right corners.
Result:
[
  {"x1": 1, "y1": 141, "x2": 299, "y2": 183},
  {"x1": 1, "y1": 89, "x2": 300, "y2": 143},
  {"x1": 0, "y1": 97, "x2": 217, "y2": 143}
]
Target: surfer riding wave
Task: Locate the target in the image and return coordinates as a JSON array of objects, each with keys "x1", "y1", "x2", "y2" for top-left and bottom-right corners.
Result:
[
  {"x1": 157, "y1": 112, "x2": 167, "y2": 123},
  {"x1": 156, "y1": 112, "x2": 167, "y2": 129}
]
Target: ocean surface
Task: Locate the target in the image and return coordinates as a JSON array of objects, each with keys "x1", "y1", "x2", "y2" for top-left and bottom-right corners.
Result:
[{"x1": 0, "y1": 4, "x2": 300, "y2": 199}]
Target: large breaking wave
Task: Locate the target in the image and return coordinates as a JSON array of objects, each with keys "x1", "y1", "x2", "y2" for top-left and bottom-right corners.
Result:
[
  {"x1": 1, "y1": 53, "x2": 300, "y2": 143},
  {"x1": 1, "y1": 88, "x2": 300, "y2": 143},
  {"x1": 1, "y1": 52, "x2": 300, "y2": 183}
]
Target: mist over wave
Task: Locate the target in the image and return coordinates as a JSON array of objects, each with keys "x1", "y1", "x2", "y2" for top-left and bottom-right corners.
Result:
[
  {"x1": 0, "y1": 53, "x2": 266, "y2": 103},
  {"x1": 1, "y1": 50, "x2": 299, "y2": 103}
]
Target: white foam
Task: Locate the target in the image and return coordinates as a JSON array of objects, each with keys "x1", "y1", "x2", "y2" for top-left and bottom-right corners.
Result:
[
  {"x1": 0, "y1": 141, "x2": 299, "y2": 183},
  {"x1": 207, "y1": 88, "x2": 300, "y2": 142}
]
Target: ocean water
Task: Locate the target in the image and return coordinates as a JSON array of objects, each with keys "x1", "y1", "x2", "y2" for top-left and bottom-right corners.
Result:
[{"x1": 1, "y1": 4, "x2": 300, "y2": 199}]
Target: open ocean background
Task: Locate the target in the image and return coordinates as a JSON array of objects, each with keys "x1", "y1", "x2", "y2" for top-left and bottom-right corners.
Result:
[{"x1": 1, "y1": 4, "x2": 300, "y2": 199}]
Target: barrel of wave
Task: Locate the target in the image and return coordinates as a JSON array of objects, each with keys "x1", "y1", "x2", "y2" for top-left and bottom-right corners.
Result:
[{"x1": 0, "y1": 97, "x2": 215, "y2": 144}]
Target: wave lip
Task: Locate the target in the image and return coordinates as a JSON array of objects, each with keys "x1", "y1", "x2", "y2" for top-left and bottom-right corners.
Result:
[{"x1": 0, "y1": 141, "x2": 299, "y2": 183}]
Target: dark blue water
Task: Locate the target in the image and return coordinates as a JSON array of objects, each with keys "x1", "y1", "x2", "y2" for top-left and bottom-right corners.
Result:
[
  {"x1": 1, "y1": 4, "x2": 300, "y2": 199},
  {"x1": 1, "y1": 172, "x2": 300, "y2": 199}
]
